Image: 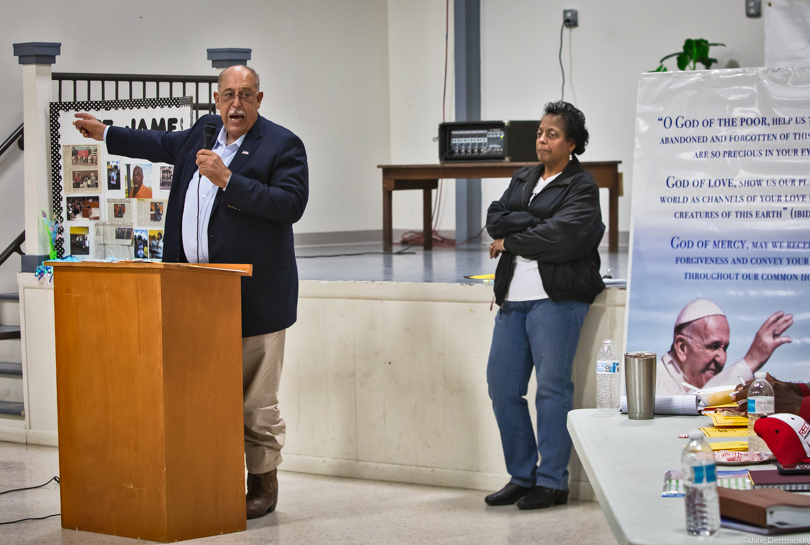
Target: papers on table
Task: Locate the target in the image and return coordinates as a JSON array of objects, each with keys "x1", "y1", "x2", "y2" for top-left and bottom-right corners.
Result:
[
  {"x1": 707, "y1": 412, "x2": 749, "y2": 428},
  {"x1": 708, "y1": 441, "x2": 749, "y2": 452},
  {"x1": 700, "y1": 427, "x2": 750, "y2": 438},
  {"x1": 701, "y1": 402, "x2": 740, "y2": 412},
  {"x1": 620, "y1": 395, "x2": 701, "y2": 416},
  {"x1": 463, "y1": 274, "x2": 494, "y2": 280}
]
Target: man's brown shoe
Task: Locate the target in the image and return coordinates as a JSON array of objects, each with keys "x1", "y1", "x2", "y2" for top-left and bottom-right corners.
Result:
[{"x1": 246, "y1": 469, "x2": 278, "y2": 519}]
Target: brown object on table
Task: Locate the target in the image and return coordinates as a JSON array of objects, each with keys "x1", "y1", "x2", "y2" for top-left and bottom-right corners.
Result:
[
  {"x1": 718, "y1": 486, "x2": 810, "y2": 528},
  {"x1": 379, "y1": 162, "x2": 622, "y2": 253},
  {"x1": 748, "y1": 468, "x2": 810, "y2": 491},
  {"x1": 52, "y1": 261, "x2": 251, "y2": 543}
]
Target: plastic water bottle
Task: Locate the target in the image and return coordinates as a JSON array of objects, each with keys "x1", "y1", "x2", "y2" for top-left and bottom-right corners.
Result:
[
  {"x1": 682, "y1": 430, "x2": 720, "y2": 536},
  {"x1": 747, "y1": 372, "x2": 775, "y2": 454},
  {"x1": 596, "y1": 340, "x2": 620, "y2": 414}
]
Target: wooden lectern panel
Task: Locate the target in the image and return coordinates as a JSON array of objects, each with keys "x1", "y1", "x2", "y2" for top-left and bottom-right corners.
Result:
[
  {"x1": 160, "y1": 268, "x2": 245, "y2": 540},
  {"x1": 53, "y1": 262, "x2": 248, "y2": 542}
]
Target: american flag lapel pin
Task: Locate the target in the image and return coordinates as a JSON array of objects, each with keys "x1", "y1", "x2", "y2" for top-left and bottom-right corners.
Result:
[{"x1": 241, "y1": 150, "x2": 250, "y2": 155}]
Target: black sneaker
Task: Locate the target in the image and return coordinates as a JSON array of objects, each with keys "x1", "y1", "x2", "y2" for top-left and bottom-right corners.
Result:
[{"x1": 484, "y1": 482, "x2": 533, "y2": 506}]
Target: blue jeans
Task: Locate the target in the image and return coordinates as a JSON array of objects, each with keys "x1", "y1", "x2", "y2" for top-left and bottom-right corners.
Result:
[{"x1": 486, "y1": 299, "x2": 590, "y2": 490}]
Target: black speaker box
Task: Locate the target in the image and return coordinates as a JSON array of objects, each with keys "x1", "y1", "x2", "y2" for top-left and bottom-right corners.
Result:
[{"x1": 438, "y1": 120, "x2": 538, "y2": 162}]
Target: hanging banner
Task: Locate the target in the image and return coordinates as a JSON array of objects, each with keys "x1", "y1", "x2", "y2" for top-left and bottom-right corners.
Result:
[
  {"x1": 50, "y1": 98, "x2": 192, "y2": 259},
  {"x1": 626, "y1": 67, "x2": 810, "y2": 395}
]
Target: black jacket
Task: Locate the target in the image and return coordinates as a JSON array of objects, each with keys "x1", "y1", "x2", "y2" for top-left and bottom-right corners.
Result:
[
  {"x1": 107, "y1": 114, "x2": 309, "y2": 337},
  {"x1": 486, "y1": 157, "x2": 605, "y2": 306}
]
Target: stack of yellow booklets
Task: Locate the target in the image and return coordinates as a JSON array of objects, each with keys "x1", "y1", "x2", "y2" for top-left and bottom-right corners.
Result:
[
  {"x1": 701, "y1": 401, "x2": 739, "y2": 413},
  {"x1": 703, "y1": 412, "x2": 749, "y2": 449},
  {"x1": 700, "y1": 427, "x2": 749, "y2": 439},
  {"x1": 706, "y1": 440, "x2": 749, "y2": 451},
  {"x1": 708, "y1": 412, "x2": 748, "y2": 428}
]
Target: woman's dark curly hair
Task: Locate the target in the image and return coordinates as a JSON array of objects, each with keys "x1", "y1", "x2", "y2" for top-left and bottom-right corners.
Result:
[{"x1": 542, "y1": 101, "x2": 589, "y2": 156}]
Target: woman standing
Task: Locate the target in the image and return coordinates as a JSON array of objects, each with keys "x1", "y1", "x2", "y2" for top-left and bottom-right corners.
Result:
[{"x1": 484, "y1": 101, "x2": 605, "y2": 510}]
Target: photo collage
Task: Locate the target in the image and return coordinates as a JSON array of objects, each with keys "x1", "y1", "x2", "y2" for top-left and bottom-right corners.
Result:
[{"x1": 63, "y1": 144, "x2": 170, "y2": 259}]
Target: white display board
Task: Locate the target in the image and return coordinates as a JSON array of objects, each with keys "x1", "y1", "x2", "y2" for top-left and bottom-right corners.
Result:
[
  {"x1": 627, "y1": 67, "x2": 810, "y2": 386},
  {"x1": 50, "y1": 98, "x2": 192, "y2": 260}
]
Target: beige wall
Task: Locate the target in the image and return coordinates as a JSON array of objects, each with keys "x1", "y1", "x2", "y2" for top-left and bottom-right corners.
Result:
[
  {"x1": 281, "y1": 281, "x2": 626, "y2": 497},
  {"x1": 0, "y1": 1, "x2": 765, "y2": 291},
  {"x1": 478, "y1": 0, "x2": 765, "y2": 240},
  {"x1": 386, "y1": 0, "x2": 765, "y2": 235},
  {"x1": 0, "y1": 0, "x2": 393, "y2": 290}
]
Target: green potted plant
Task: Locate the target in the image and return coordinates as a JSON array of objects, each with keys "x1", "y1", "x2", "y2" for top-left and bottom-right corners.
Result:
[{"x1": 654, "y1": 39, "x2": 725, "y2": 71}]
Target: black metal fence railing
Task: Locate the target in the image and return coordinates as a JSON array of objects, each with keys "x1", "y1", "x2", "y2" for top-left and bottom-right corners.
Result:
[
  {"x1": 0, "y1": 231, "x2": 25, "y2": 268},
  {"x1": 3, "y1": 73, "x2": 219, "y2": 265},
  {"x1": 0, "y1": 124, "x2": 23, "y2": 268},
  {"x1": 0, "y1": 123, "x2": 23, "y2": 156},
  {"x1": 52, "y1": 73, "x2": 219, "y2": 121},
  {"x1": 1, "y1": 73, "x2": 219, "y2": 158}
]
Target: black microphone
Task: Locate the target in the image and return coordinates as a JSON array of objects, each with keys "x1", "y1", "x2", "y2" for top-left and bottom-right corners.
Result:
[
  {"x1": 197, "y1": 122, "x2": 217, "y2": 264},
  {"x1": 203, "y1": 123, "x2": 217, "y2": 150}
]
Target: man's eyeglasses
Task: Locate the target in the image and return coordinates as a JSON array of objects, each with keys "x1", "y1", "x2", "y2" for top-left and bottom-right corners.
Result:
[{"x1": 219, "y1": 91, "x2": 256, "y2": 103}]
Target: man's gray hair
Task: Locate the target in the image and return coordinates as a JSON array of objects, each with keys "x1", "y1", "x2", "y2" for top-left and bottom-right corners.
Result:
[{"x1": 217, "y1": 65, "x2": 260, "y2": 92}]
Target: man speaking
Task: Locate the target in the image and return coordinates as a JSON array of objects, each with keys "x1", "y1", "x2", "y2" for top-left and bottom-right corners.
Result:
[
  {"x1": 657, "y1": 299, "x2": 793, "y2": 395},
  {"x1": 74, "y1": 65, "x2": 308, "y2": 519}
]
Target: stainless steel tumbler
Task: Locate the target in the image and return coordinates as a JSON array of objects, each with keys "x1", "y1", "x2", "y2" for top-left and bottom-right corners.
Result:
[{"x1": 624, "y1": 351, "x2": 657, "y2": 420}]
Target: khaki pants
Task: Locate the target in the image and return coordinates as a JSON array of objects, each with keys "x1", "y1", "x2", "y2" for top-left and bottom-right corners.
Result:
[{"x1": 242, "y1": 330, "x2": 286, "y2": 474}]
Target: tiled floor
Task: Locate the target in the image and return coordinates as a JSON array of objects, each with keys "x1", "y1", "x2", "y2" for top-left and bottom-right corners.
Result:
[{"x1": 0, "y1": 441, "x2": 618, "y2": 545}]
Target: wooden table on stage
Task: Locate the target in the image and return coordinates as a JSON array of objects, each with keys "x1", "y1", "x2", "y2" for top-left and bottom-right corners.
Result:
[{"x1": 379, "y1": 161, "x2": 622, "y2": 252}]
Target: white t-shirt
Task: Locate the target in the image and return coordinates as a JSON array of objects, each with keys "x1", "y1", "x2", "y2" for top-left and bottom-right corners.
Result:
[{"x1": 505, "y1": 172, "x2": 561, "y2": 302}]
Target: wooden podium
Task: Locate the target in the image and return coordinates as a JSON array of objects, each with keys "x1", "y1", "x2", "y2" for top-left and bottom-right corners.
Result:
[{"x1": 51, "y1": 261, "x2": 251, "y2": 542}]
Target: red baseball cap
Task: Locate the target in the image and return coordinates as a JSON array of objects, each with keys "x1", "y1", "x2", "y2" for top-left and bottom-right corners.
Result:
[{"x1": 754, "y1": 413, "x2": 810, "y2": 465}]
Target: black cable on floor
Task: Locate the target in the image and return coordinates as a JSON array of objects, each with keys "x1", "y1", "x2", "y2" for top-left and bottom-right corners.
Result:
[
  {"x1": 0, "y1": 513, "x2": 61, "y2": 525},
  {"x1": 298, "y1": 246, "x2": 414, "y2": 258},
  {"x1": 455, "y1": 226, "x2": 487, "y2": 247},
  {"x1": 0, "y1": 476, "x2": 61, "y2": 525},
  {"x1": 0, "y1": 476, "x2": 59, "y2": 495}
]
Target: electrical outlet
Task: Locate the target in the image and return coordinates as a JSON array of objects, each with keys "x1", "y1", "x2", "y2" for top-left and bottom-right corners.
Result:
[
  {"x1": 746, "y1": 0, "x2": 761, "y2": 17},
  {"x1": 563, "y1": 9, "x2": 578, "y2": 28}
]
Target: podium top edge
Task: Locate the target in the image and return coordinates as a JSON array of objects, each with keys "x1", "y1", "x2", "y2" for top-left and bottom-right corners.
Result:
[{"x1": 46, "y1": 261, "x2": 252, "y2": 277}]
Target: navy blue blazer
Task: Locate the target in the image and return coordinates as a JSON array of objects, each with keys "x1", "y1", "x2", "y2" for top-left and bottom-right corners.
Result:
[{"x1": 107, "y1": 114, "x2": 309, "y2": 337}]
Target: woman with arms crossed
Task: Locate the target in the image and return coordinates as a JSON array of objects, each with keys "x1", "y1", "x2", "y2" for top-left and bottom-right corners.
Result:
[{"x1": 484, "y1": 101, "x2": 605, "y2": 510}]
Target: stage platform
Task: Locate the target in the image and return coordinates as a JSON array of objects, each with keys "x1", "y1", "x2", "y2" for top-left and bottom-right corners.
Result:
[
  {"x1": 282, "y1": 241, "x2": 628, "y2": 500},
  {"x1": 7, "y1": 240, "x2": 628, "y2": 503},
  {"x1": 296, "y1": 241, "x2": 628, "y2": 284}
]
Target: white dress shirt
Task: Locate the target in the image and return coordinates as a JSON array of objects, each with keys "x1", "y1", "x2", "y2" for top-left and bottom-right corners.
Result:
[{"x1": 182, "y1": 128, "x2": 245, "y2": 263}]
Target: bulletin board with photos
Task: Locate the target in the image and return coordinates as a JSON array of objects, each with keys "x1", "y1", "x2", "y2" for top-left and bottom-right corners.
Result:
[{"x1": 50, "y1": 97, "x2": 193, "y2": 260}]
